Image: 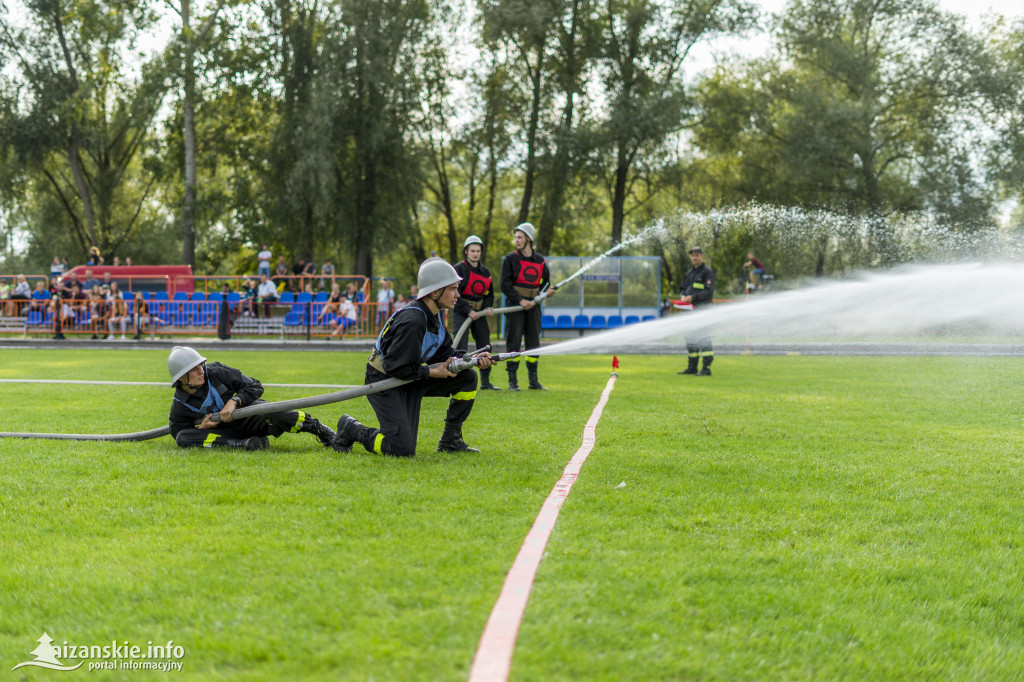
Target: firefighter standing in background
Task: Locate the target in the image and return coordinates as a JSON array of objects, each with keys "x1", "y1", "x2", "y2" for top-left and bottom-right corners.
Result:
[
  {"x1": 453, "y1": 235, "x2": 500, "y2": 390},
  {"x1": 678, "y1": 246, "x2": 716, "y2": 376},
  {"x1": 500, "y1": 222, "x2": 556, "y2": 391},
  {"x1": 331, "y1": 259, "x2": 493, "y2": 457},
  {"x1": 167, "y1": 346, "x2": 337, "y2": 450}
]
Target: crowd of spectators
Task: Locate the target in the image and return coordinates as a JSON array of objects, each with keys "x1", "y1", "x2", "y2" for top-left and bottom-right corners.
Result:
[{"x1": 0, "y1": 247, "x2": 418, "y2": 340}]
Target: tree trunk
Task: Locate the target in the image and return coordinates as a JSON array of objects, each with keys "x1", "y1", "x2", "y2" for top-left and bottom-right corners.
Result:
[
  {"x1": 610, "y1": 144, "x2": 628, "y2": 245},
  {"x1": 181, "y1": 0, "x2": 198, "y2": 268},
  {"x1": 517, "y1": 61, "x2": 543, "y2": 224},
  {"x1": 53, "y1": 8, "x2": 97, "y2": 247}
]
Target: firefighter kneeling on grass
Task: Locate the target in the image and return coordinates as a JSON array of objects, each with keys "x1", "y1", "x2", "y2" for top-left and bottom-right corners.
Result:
[
  {"x1": 331, "y1": 259, "x2": 493, "y2": 457},
  {"x1": 168, "y1": 346, "x2": 337, "y2": 450}
]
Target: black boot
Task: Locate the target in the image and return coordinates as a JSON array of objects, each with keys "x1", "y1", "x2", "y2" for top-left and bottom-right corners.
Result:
[
  {"x1": 507, "y1": 362, "x2": 520, "y2": 391},
  {"x1": 437, "y1": 426, "x2": 480, "y2": 453},
  {"x1": 679, "y1": 356, "x2": 699, "y2": 375},
  {"x1": 479, "y1": 367, "x2": 501, "y2": 390},
  {"x1": 527, "y1": 362, "x2": 547, "y2": 390},
  {"x1": 332, "y1": 414, "x2": 366, "y2": 453},
  {"x1": 698, "y1": 356, "x2": 713, "y2": 376},
  {"x1": 213, "y1": 436, "x2": 269, "y2": 451},
  {"x1": 301, "y1": 416, "x2": 337, "y2": 448}
]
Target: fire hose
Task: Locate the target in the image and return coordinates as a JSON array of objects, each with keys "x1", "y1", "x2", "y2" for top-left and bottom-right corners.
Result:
[
  {"x1": 0, "y1": 350, "x2": 520, "y2": 442},
  {"x1": 452, "y1": 285, "x2": 557, "y2": 348}
]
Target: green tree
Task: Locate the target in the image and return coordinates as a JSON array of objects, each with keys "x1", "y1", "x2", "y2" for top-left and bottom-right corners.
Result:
[
  {"x1": 691, "y1": 0, "x2": 996, "y2": 263},
  {"x1": 0, "y1": 0, "x2": 167, "y2": 264},
  {"x1": 594, "y1": 0, "x2": 755, "y2": 245}
]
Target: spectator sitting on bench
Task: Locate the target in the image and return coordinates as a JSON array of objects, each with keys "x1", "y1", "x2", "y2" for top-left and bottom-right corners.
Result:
[
  {"x1": 328, "y1": 294, "x2": 357, "y2": 339},
  {"x1": 318, "y1": 282, "x2": 344, "y2": 323},
  {"x1": 106, "y1": 283, "x2": 129, "y2": 339},
  {"x1": 28, "y1": 280, "x2": 48, "y2": 314},
  {"x1": 133, "y1": 291, "x2": 169, "y2": 338},
  {"x1": 90, "y1": 285, "x2": 111, "y2": 339},
  {"x1": 257, "y1": 274, "x2": 278, "y2": 318}
]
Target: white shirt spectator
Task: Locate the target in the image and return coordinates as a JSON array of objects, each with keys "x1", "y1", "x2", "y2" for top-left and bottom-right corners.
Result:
[
  {"x1": 339, "y1": 298, "x2": 357, "y2": 321},
  {"x1": 258, "y1": 248, "x2": 272, "y2": 269},
  {"x1": 257, "y1": 280, "x2": 278, "y2": 299}
]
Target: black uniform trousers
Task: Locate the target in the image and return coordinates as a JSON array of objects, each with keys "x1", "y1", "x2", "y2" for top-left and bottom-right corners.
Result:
[
  {"x1": 175, "y1": 401, "x2": 310, "y2": 448},
  {"x1": 453, "y1": 309, "x2": 491, "y2": 352},
  {"x1": 505, "y1": 304, "x2": 542, "y2": 353},
  {"x1": 362, "y1": 369, "x2": 477, "y2": 457},
  {"x1": 685, "y1": 312, "x2": 713, "y2": 361}
]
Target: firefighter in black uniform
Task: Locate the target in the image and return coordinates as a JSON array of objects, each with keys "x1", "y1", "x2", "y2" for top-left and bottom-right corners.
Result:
[
  {"x1": 331, "y1": 259, "x2": 493, "y2": 457},
  {"x1": 167, "y1": 345, "x2": 336, "y2": 450},
  {"x1": 453, "y1": 235, "x2": 499, "y2": 390},
  {"x1": 500, "y1": 222, "x2": 555, "y2": 390},
  {"x1": 678, "y1": 246, "x2": 716, "y2": 376}
]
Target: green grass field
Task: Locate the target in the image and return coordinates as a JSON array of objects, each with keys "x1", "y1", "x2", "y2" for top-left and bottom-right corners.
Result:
[{"x1": 2, "y1": 348, "x2": 1024, "y2": 680}]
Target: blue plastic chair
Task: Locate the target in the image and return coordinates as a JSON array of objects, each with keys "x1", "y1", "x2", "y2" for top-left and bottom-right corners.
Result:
[
  {"x1": 555, "y1": 315, "x2": 573, "y2": 329},
  {"x1": 624, "y1": 315, "x2": 640, "y2": 325},
  {"x1": 283, "y1": 310, "x2": 306, "y2": 326},
  {"x1": 279, "y1": 291, "x2": 295, "y2": 304},
  {"x1": 541, "y1": 314, "x2": 556, "y2": 329},
  {"x1": 315, "y1": 292, "x2": 328, "y2": 302},
  {"x1": 173, "y1": 292, "x2": 189, "y2": 301},
  {"x1": 642, "y1": 315, "x2": 656, "y2": 322},
  {"x1": 26, "y1": 310, "x2": 51, "y2": 325},
  {"x1": 190, "y1": 291, "x2": 206, "y2": 301},
  {"x1": 589, "y1": 315, "x2": 607, "y2": 330},
  {"x1": 573, "y1": 314, "x2": 589, "y2": 329},
  {"x1": 607, "y1": 315, "x2": 623, "y2": 328},
  {"x1": 153, "y1": 291, "x2": 169, "y2": 301}
]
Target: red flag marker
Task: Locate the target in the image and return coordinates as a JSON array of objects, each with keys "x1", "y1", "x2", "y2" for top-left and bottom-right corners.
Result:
[{"x1": 612, "y1": 356, "x2": 619, "y2": 369}]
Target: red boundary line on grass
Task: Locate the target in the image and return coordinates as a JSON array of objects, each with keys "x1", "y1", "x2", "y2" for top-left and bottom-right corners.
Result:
[{"x1": 468, "y1": 372, "x2": 618, "y2": 682}]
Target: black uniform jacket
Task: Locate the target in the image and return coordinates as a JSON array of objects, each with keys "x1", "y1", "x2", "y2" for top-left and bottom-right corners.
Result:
[
  {"x1": 453, "y1": 260, "x2": 495, "y2": 315},
  {"x1": 500, "y1": 250, "x2": 551, "y2": 305},
  {"x1": 169, "y1": 362, "x2": 264, "y2": 437},
  {"x1": 371, "y1": 299, "x2": 458, "y2": 383},
  {"x1": 681, "y1": 263, "x2": 715, "y2": 308}
]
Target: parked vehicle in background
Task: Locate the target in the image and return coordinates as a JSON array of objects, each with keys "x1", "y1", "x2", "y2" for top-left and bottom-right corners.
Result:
[{"x1": 62, "y1": 265, "x2": 195, "y2": 296}]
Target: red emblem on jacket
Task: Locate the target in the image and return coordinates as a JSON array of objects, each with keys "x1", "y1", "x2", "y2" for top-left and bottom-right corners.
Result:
[
  {"x1": 461, "y1": 269, "x2": 491, "y2": 297},
  {"x1": 515, "y1": 260, "x2": 543, "y2": 287}
]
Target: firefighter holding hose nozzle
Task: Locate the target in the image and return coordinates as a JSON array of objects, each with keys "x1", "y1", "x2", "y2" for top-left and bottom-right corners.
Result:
[
  {"x1": 168, "y1": 346, "x2": 337, "y2": 450},
  {"x1": 678, "y1": 247, "x2": 716, "y2": 376},
  {"x1": 500, "y1": 222, "x2": 555, "y2": 391},
  {"x1": 332, "y1": 258, "x2": 493, "y2": 457}
]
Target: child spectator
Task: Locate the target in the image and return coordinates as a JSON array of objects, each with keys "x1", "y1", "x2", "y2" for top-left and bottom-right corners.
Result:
[
  {"x1": 90, "y1": 285, "x2": 110, "y2": 339},
  {"x1": 328, "y1": 295, "x2": 358, "y2": 340},
  {"x1": 106, "y1": 283, "x2": 129, "y2": 339}
]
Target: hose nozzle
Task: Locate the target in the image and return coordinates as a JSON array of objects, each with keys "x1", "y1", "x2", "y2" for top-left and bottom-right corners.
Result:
[{"x1": 446, "y1": 351, "x2": 520, "y2": 374}]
